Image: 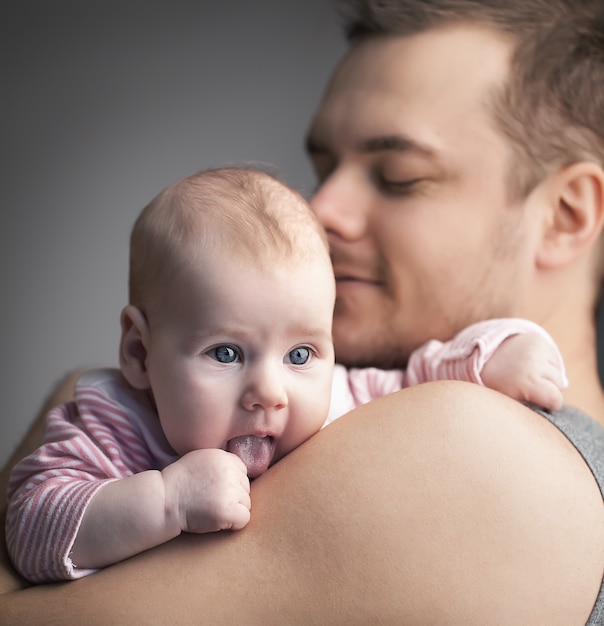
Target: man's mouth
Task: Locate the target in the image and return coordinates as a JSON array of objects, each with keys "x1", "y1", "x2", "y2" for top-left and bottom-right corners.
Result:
[
  {"x1": 226, "y1": 435, "x2": 275, "y2": 479},
  {"x1": 334, "y1": 272, "x2": 381, "y2": 288},
  {"x1": 332, "y1": 261, "x2": 381, "y2": 286}
]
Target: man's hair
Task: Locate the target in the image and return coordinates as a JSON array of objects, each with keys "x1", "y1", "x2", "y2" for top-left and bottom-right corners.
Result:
[
  {"x1": 337, "y1": 0, "x2": 604, "y2": 199},
  {"x1": 128, "y1": 166, "x2": 329, "y2": 310}
]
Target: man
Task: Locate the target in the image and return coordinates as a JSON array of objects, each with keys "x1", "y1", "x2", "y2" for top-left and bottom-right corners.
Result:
[{"x1": 2, "y1": 1, "x2": 604, "y2": 622}]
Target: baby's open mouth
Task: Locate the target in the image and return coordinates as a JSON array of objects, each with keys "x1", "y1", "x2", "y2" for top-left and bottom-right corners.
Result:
[{"x1": 226, "y1": 435, "x2": 275, "y2": 479}]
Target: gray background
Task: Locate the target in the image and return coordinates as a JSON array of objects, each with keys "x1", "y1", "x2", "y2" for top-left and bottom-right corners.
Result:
[
  {"x1": 1, "y1": 1, "x2": 346, "y2": 467},
  {"x1": 3, "y1": 2, "x2": 604, "y2": 471}
]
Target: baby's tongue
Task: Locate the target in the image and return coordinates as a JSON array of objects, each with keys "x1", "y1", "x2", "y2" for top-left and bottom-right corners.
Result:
[{"x1": 227, "y1": 435, "x2": 273, "y2": 478}]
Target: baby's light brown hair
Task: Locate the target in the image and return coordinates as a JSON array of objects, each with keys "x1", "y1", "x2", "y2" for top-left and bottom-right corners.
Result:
[{"x1": 128, "y1": 166, "x2": 330, "y2": 313}]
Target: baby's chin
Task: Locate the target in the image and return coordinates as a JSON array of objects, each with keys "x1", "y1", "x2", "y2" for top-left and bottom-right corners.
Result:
[{"x1": 226, "y1": 435, "x2": 276, "y2": 479}]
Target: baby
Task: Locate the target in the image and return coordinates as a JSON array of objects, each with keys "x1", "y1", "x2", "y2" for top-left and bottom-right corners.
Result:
[{"x1": 6, "y1": 167, "x2": 567, "y2": 583}]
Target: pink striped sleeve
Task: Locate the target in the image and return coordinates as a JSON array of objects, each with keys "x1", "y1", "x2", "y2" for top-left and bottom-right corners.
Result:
[
  {"x1": 326, "y1": 319, "x2": 563, "y2": 422},
  {"x1": 346, "y1": 367, "x2": 406, "y2": 407},
  {"x1": 404, "y1": 318, "x2": 564, "y2": 387},
  {"x1": 6, "y1": 385, "x2": 153, "y2": 583}
]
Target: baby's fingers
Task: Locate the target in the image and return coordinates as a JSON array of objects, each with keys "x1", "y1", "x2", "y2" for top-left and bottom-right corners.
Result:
[
  {"x1": 524, "y1": 377, "x2": 564, "y2": 412},
  {"x1": 229, "y1": 500, "x2": 252, "y2": 530}
]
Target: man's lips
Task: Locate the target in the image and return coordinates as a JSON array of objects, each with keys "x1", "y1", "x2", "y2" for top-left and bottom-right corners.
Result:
[
  {"x1": 332, "y1": 261, "x2": 381, "y2": 285},
  {"x1": 333, "y1": 271, "x2": 382, "y2": 287},
  {"x1": 336, "y1": 275, "x2": 373, "y2": 283},
  {"x1": 331, "y1": 252, "x2": 384, "y2": 296}
]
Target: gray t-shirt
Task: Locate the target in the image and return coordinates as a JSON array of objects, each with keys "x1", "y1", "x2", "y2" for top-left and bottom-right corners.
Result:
[{"x1": 533, "y1": 405, "x2": 604, "y2": 625}]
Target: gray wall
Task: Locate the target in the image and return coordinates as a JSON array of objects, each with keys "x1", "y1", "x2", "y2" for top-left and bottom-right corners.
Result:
[{"x1": 1, "y1": 1, "x2": 346, "y2": 468}]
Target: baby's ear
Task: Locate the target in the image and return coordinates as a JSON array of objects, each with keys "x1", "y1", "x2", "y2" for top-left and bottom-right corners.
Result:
[
  {"x1": 536, "y1": 161, "x2": 604, "y2": 269},
  {"x1": 119, "y1": 305, "x2": 151, "y2": 389}
]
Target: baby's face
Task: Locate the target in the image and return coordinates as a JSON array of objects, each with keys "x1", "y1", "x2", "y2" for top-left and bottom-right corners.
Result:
[{"x1": 144, "y1": 253, "x2": 336, "y2": 478}]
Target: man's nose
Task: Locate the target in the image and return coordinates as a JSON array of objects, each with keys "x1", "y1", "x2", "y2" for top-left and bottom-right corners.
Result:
[
  {"x1": 310, "y1": 168, "x2": 369, "y2": 241},
  {"x1": 241, "y1": 362, "x2": 288, "y2": 413}
]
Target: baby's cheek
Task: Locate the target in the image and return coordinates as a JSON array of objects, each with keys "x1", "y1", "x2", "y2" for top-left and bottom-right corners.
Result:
[
  {"x1": 160, "y1": 412, "x2": 216, "y2": 457},
  {"x1": 281, "y1": 409, "x2": 326, "y2": 458}
]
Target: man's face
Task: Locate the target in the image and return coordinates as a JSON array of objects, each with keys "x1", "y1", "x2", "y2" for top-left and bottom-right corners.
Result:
[{"x1": 306, "y1": 26, "x2": 539, "y2": 369}]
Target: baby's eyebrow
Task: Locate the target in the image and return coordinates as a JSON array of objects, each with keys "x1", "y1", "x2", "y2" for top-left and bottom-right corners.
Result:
[
  {"x1": 191, "y1": 327, "x2": 245, "y2": 339},
  {"x1": 190, "y1": 326, "x2": 332, "y2": 343},
  {"x1": 287, "y1": 326, "x2": 333, "y2": 343}
]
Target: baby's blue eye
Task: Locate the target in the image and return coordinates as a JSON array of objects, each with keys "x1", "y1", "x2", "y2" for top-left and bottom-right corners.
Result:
[
  {"x1": 289, "y1": 347, "x2": 310, "y2": 365},
  {"x1": 213, "y1": 345, "x2": 239, "y2": 363}
]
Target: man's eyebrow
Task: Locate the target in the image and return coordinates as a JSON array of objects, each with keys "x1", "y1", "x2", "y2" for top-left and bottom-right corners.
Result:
[
  {"x1": 305, "y1": 133, "x2": 439, "y2": 159},
  {"x1": 360, "y1": 135, "x2": 438, "y2": 158}
]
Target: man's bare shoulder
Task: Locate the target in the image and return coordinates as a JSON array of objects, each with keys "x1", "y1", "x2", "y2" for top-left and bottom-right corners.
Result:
[
  {"x1": 1, "y1": 380, "x2": 602, "y2": 624},
  {"x1": 330, "y1": 380, "x2": 604, "y2": 624}
]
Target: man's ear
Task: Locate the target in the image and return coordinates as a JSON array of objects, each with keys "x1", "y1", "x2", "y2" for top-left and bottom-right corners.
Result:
[
  {"x1": 119, "y1": 305, "x2": 151, "y2": 390},
  {"x1": 536, "y1": 161, "x2": 604, "y2": 269}
]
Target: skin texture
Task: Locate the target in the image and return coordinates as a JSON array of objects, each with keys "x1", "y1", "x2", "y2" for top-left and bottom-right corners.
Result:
[{"x1": 1, "y1": 24, "x2": 604, "y2": 624}]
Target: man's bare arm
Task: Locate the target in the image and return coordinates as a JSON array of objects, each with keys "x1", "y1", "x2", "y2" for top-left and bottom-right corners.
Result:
[{"x1": 1, "y1": 381, "x2": 602, "y2": 624}]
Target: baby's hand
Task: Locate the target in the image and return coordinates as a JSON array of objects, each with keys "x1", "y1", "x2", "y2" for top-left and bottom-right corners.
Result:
[
  {"x1": 162, "y1": 449, "x2": 251, "y2": 534},
  {"x1": 481, "y1": 333, "x2": 567, "y2": 411}
]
